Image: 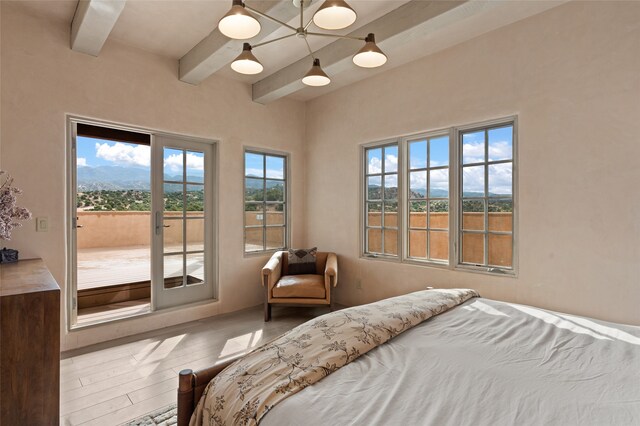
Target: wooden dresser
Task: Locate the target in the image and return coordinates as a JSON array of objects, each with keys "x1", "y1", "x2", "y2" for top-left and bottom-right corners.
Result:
[{"x1": 1, "y1": 258, "x2": 60, "y2": 425}]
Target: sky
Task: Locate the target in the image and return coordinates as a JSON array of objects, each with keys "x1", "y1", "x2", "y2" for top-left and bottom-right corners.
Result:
[
  {"x1": 78, "y1": 128, "x2": 511, "y2": 194},
  {"x1": 76, "y1": 136, "x2": 204, "y2": 177},
  {"x1": 367, "y1": 126, "x2": 513, "y2": 196},
  {"x1": 244, "y1": 152, "x2": 285, "y2": 179}
]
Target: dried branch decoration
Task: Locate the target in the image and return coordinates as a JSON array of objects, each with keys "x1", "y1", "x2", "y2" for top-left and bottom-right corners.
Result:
[{"x1": 0, "y1": 171, "x2": 32, "y2": 240}]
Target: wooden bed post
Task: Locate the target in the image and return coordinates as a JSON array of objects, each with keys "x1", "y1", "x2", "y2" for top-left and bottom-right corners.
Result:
[
  {"x1": 176, "y1": 357, "x2": 243, "y2": 425},
  {"x1": 178, "y1": 369, "x2": 195, "y2": 426},
  {"x1": 329, "y1": 278, "x2": 335, "y2": 312},
  {"x1": 264, "y1": 281, "x2": 271, "y2": 322}
]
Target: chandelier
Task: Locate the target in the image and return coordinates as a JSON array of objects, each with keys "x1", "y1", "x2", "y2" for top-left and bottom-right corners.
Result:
[{"x1": 218, "y1": 0, "x2": 388, "y2": 86}]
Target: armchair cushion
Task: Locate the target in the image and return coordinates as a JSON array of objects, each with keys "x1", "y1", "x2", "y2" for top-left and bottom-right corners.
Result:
[
  {"x1": 287, "y1": 247, "x2": 318, "y2": 275},
  {"x1": 272, "y1": 275, "x2": 326, "y2": 299}
]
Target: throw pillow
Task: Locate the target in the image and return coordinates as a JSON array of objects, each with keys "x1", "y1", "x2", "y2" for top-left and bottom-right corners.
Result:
[{"x1": 287, "y1": 247, "x2": 318, "y2": 275}]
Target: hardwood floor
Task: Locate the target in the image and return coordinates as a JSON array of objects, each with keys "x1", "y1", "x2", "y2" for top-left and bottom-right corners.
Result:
[{"x1": 60, "y1": 305, "x2": 328, "y2": 425}]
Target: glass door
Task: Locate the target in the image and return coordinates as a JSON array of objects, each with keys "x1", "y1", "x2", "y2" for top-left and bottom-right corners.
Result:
[
  {"x1": 152, "y1": 135, "x2": 215, "y2": 310},
  {"x1": 71, "y1": 124, "x2": 153, "y2": 326}
]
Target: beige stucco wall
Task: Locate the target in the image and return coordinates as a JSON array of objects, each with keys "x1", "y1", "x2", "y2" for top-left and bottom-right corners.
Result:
[
  {"x1": 304, "y1": 1, "x2": 640, "y2": 325},
  {"x1": 1, "y1": 0, "x2": 639, "y2": 354},
  {"x1": 0, "y1": 2, "x2": 306, "y2": 350}
]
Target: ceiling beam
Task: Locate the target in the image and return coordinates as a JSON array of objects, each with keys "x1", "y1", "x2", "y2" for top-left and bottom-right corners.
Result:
[
  {"x1": 252, "y1": 0, "x2": 469, "y2": 104},
  {"x1": 71, "y1": 0, "x2": 126, "y2": 56},
  {"x1": 179, "y1": 0, "x2": 300, "y2": 85}
]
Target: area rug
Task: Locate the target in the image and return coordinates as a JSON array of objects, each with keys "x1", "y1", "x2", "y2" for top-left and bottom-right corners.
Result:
[{"x1": 124, "y1": 403, "x2": 177, "y2": 426}]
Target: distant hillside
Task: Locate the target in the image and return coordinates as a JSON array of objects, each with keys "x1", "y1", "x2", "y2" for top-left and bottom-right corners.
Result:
[
  {"x1": 77, "y1": 166, "x2": 150, "y2": 190},
  {"x1": 368, "y1": 186, "x2": 448, "y2": 200},
  {"x1": 367, "y1": 185, "x2": 511, "y2": 212},
  {"x1": 77, "y1": 166, "x2": 203, "y2": 190},
  {"x1": 367, "y1": 185, "x2": 506, "y2": 199},
  {"x1": 77, "y1": 189, "x2": 204, "y2": 212}
]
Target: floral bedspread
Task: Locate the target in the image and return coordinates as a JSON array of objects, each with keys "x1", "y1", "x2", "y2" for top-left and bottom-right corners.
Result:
[{"x1": 190, "y1": 288, "x2": 479, "y2": 426}]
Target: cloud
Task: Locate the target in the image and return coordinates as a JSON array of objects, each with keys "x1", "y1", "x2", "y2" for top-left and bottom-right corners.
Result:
[
  {"x1": 489, "y1": 141, "x2": 512, "y2": 161},
  {"x1": 463, "y1": 163, "x2": 512, "y2": 195},
  {"x1": 368, "y1": 154, "x2": 398, "y2": 174},
  {"x1": 462, "y1": 140, "x2": 513, "y2": 194},
  {"x1": 164, "y1": 152, "x2": 204, "y2": 175},
  {"x1": 95, "y1": 142, "x2": 150, "y2": 167},
  {"x1": 430, "y1": 169, "x2": 448, "y2": 190},
  {"x1": 385, "y1": 154, "x2": 398, "y2": 172},
  {"x1": 410, "y1": 169, "x2": 448, "y2": 192},
  {"x1": 488, "y1": 163, "x2": 512, "y2": 195},
  {"x1": 385, "y1": 174, "x2": 398, "y2": 188},
  {"x1": 410, "y1": 171, "x2": 426, "y2": 190},
  {"x1": 463, "y1": 141, "x2": 512, "y2": 164},
  {"x1": 463, "y1": 166, "x2": 485, "y2": 193},
  {"x1": 368, "y1": 156, "x2": 382, "y2": 174},
  {"x1": 77, "y1": 157, "x2": 87, "y2": 167},
  {"x1": 462, "y1": 142, "x2": 484, "y2": 164},
  {"x1": 370, "y1": 147, "x2": 511, "y2": 196}
]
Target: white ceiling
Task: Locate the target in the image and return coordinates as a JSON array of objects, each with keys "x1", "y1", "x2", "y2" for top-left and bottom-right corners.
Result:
[{"x1": 13, "y1": 0, "x2": 566, "y2": 101}]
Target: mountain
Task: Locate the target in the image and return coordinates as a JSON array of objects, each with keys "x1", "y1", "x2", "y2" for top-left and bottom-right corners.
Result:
[
  {"x1": 245, "y1": 178, "x2": 284, "y2": 187},
  {"x1": 368, "y1": 185, "x2": 448, "y2": 199},
  {"x1": 78, "y1": 166, "x2": 150, "y2": 190},
  {"x1": 77, "y1": 166, "x2": 203, "y2": 191}
]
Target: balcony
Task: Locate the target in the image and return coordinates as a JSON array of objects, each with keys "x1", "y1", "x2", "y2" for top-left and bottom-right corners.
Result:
[
  {"x1": 76, "y1": 210, "x2": 511, "y2": 324},
  {"x1": 76, "y1": 211, "x2": 204, "y2": 324}
]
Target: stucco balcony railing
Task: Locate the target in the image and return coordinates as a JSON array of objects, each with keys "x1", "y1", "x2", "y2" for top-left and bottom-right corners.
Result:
[{"x1": 77, "y1": 211, "x2": 512, "y2": 292}]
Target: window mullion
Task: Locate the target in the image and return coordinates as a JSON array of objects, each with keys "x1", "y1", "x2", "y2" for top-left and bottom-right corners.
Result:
[
  {"x1": 402, "y1": 139, "x2": 409, "y2": 261},
  {"x1": 381, "y1": 147, "x2": 386, "y2": 255},
  {"x1": 262, "y1": 155, "x2": 267, "y2": 251},
  {"x1": 397, "y1": 146, "x2": 403, "y2": 258},
  {"x1": 484, "y1": 129, "x2": 489, "y2": 267}
]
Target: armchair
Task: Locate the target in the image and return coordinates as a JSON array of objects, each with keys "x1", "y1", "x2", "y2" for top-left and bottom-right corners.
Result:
[{"x1": 261, "y1": 251, "x2": 338, "y2": 321}]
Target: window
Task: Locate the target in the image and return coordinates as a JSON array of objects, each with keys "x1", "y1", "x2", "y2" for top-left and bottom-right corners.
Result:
[
  {"x1": 362, "y1": 117, "x2": 516, "y2": 274},
  {"x1": 407, "y1": 134, "x2": 450, "y2": 262},
  {"x1": 244, "y1": 150, "x2": 288, "y2": 253},
  {"x1": 459, "y1": 123, "x2": 514, "y2": 269},
  {"x1": 364, "y1": 143, "x2": 399, "y2": 256}
]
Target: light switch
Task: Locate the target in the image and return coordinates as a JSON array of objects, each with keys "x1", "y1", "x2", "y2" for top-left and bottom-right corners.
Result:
[{"x1": 36, "y1": 217, "x2": 48, "y2": 232}]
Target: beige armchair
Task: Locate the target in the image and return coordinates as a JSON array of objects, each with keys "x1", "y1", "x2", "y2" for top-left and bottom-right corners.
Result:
[{"x1": 261, "y1": 251, "x2": 338, "y2": 321}]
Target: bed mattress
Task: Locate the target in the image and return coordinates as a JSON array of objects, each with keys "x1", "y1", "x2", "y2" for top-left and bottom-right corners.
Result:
[{"x1": 262, "y1": 298, "x2": 640, "y2": 426}]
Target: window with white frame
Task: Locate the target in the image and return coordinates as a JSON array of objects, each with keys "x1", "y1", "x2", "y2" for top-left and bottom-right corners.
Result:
[
  {"x1": 362, "y1": 117, "x2": 516, "y2": 273},
  {"x1": 407, "y1": 134, "x2": 450, "y2": 262},
  {"x1": 459, "y1": 123, "x2": 514, "y2": 269},
  {"x1": 364, "y1": 143, "x2": 399, "y2": 256},
  {"x1": 244, "y1": 150, "x2": 288, "y2": 253}
]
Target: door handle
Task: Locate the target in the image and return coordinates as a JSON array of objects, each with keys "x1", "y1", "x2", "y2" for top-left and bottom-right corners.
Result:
[
  {"x1": 76, "y1": 225, "x2": 84, "y2": 229},
  {"x1": 163, "y1": 225, "x2": 170, "y2": 228}
]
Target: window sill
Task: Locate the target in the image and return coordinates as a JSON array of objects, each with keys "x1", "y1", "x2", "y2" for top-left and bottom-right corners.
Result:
[
  {"x1": 455, "y1": 264, "x2": 518, "y2": 278},
  {"x1": 243, "y1": 248, "x2": 285, "y2": 258},
  {"x1": 361, "y1": 254, "x2": 450, "y2": 271},
  {"x1": 360, "y1": 254, "x2": 518, "y2": 277},
  {"x1": 361, "y1": 253, "x2": 400, "y2": 263}
]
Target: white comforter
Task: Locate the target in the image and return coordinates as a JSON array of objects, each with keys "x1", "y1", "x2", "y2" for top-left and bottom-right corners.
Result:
[{"x1": 262, "y1": 298, "x2": 640, "y2": 426}]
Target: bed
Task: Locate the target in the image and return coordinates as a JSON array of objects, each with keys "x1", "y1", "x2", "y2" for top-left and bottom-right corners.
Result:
[{"x1": 178, "y1": 289, "x2": 640, "y2": 426}]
